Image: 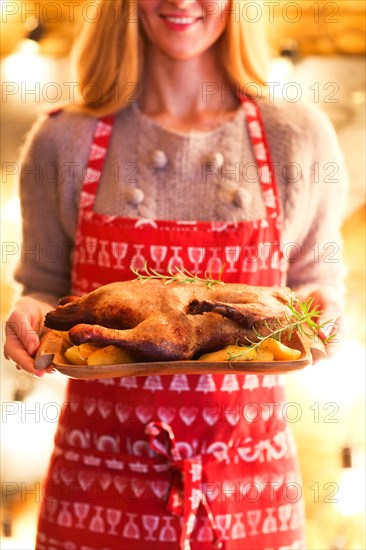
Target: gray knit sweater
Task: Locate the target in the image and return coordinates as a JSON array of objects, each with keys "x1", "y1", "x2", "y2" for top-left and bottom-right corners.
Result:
[{"x1": 15, "y1": 99, "x2": 347, "y2": 304}]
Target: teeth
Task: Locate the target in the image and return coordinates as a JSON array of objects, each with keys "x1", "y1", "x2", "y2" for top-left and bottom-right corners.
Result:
[{"x1": 165, "y1": 16, "x2": 195, "y2": 25}]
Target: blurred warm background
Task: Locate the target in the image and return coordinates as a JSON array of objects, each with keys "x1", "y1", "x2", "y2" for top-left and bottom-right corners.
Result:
[{"x1": 1, "y1": 1, "x2": 365, "y2": 548}]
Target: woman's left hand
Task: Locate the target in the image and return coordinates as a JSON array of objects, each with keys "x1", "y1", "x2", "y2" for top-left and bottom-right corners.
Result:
[{"x1": 294, "y1": 285, "x2": 342, "y2": 357}]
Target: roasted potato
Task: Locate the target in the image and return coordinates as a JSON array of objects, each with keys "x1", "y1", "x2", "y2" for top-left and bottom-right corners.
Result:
[
  {"x1": 199, "y1": 339, "x2": 299, "y2": 362},
  {"x1": 255, "y1": 348, "x2": 275, "y2": 362},
  {"x1": 87, "y1": 345, "x2": 137, "y2": 366},
  {"x1": 199, "y1": 345, "x2": 257, "y2": 362},
  {"x1": 64, "y1": 345, "x2": 87, "y2": 365},
  {"x1": 258, "y1": 338, "x2": 301, "y2": 360}
]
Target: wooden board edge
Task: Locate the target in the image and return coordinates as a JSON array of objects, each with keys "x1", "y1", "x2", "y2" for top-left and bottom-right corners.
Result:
[{"x1": 41, "y1": 329, "x2": 320, "y2": 379}]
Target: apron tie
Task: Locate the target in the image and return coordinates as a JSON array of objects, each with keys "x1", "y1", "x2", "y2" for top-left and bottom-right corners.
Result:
[{"x1": 145, "y1": 421, "x2": 223, "y2": 550}]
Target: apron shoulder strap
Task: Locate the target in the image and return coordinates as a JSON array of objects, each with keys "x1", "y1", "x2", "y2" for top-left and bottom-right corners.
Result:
[
  {"x1": 79, "y1": 114, "x2": 116, "y2": 209},
  {"x1": 240, "y1": 95, "x2": 282, "y2": 222}
]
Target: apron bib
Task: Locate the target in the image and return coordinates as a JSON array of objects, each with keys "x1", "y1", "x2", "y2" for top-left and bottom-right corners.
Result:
[{"x1": 36, "y1": 97, "x2": 305, "y2": 550}]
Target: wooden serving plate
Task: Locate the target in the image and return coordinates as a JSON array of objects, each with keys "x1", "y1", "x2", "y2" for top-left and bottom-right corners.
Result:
[{"x1": 35, "y1": 331, "x2": 326, "y2": 379}]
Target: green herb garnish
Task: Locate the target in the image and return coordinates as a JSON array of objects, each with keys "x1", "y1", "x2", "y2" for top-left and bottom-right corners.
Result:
[
  {"x1": 131, "y1": 262, "x2": 225, "y2": 288},
  {"x1": 227, "y1": 297, "x2": 337, "y2": 361}
]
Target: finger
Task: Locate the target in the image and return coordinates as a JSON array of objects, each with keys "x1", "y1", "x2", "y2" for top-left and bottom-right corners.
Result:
[
  {"x1": 318, "y1": 317, "x2": 342, "y2": 360},
  {"x1": 6, "y1": 308, "x2": 42, "y2": 356},
  {"x1": 318, "y1": 318, "x2": 340, "y2": 342},
  {"x1": 4, "y1": 338, "x2": 45, "y2": 378}
]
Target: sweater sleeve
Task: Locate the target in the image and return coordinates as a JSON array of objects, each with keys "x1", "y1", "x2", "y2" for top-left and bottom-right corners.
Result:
[
  {"x1": 282, "y1": 103, "x2": 348, "y2": 306},
  {"x1": 14, "y1": 114, "x2": 73, "y2": 304}
]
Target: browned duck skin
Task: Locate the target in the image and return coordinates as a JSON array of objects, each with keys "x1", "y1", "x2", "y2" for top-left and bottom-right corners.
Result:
[{"x1": 45, "y1": 280, "x2": 294, "y2": 361}]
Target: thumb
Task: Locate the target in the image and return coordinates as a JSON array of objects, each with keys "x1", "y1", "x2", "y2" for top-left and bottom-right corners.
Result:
[
  {"x1": 318, "y1": 319, "x2": 340, "y2": 342},
  {"x1": 318, "y1": 317, "x2": 342, "y2": 358}
]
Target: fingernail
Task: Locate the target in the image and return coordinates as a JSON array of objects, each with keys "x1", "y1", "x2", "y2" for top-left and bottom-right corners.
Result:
[{"x1": 34, "y1": 371, "x2": 45, "y2": 378}]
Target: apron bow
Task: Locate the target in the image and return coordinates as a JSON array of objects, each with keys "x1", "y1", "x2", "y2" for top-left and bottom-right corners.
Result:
[{"x1": 145, "y1": 421, "x2": 223, "y2": 550}]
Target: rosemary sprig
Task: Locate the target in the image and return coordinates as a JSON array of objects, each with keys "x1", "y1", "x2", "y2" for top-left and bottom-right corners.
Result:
[
  {"x1": 227, "y1": 297, "x2": 337, "y2": 361},
  {"x1": 131, "y1": 262, "x2": 225, "y2": 288}
]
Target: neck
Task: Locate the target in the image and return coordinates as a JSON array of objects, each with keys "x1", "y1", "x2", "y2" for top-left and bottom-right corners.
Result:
[{"x1": 138, "y1": 43, "x2": 240, "y2": 126}]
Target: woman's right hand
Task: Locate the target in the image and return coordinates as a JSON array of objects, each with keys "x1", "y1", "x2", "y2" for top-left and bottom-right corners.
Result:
[{"x1": 4, "y1": 296, "x2": 54, "y2": 377}]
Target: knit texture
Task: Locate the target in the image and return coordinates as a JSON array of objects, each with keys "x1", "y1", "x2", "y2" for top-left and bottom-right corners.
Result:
[{"x1": 15, "y1": 99, "x2": 347, "y2": 304}]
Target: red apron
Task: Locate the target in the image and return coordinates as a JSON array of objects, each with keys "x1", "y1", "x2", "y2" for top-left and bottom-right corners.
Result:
[{"x1": 36, "y1": 97, "x2": 306, "y2": 550}]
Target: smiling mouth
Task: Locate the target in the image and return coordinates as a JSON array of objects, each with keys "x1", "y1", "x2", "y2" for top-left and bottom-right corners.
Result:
[{"x1": 160, "y1": 15, "x2": 202, "y2": 27}]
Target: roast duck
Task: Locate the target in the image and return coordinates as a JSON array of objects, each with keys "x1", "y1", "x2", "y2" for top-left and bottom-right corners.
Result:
[{"x1": 45, "y1": 280, "x2": 294, "y2": 362}]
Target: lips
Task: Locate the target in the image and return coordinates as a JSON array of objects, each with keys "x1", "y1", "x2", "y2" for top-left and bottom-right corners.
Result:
[
  {"x1": 163, "y1": 15, "x2": 197, "y2": 24},
  {"x1": 160, "y1": 13, "x2": 202, "y2": 31}
]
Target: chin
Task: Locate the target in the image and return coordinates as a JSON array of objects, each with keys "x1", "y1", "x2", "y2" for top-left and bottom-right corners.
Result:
[{"x1": 158, "y1": 44, "x2": 208, "y2": 62}]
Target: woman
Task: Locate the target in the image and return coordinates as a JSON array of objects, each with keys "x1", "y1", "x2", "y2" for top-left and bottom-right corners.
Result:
[{"x1": 4, "y1": 0, "x2": 346, "y2": 548}]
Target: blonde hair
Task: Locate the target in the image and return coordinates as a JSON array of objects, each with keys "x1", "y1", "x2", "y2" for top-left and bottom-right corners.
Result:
[{"x1": 71, "y1": 0, "x2": 269, "y2": 116}]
